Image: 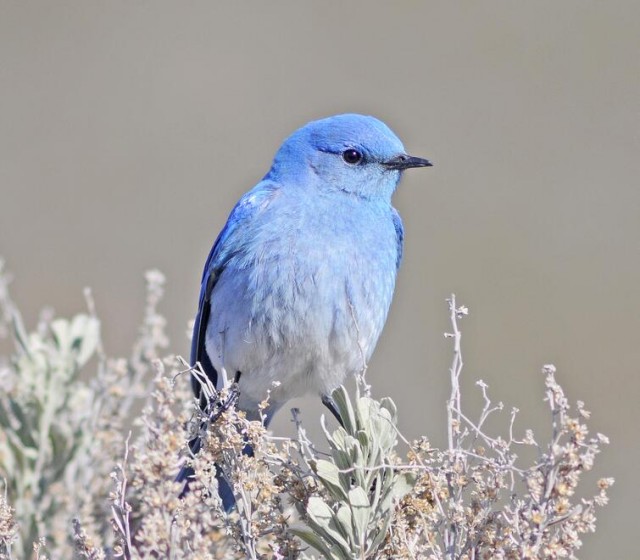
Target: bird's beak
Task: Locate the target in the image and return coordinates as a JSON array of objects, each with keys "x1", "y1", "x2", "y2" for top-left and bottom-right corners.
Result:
[{"x1": 382, "y1": 154, "x2": 433, "y2": 170}]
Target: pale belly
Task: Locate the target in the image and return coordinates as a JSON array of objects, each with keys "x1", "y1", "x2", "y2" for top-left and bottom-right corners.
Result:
[{"x1": 205, "y1": 201, "x2": 400, "y2": 417}]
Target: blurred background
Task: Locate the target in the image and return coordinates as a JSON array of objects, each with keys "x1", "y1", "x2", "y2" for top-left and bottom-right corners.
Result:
[{"x1": 1, "y1": 2, "x2": 638, "y2": 557}]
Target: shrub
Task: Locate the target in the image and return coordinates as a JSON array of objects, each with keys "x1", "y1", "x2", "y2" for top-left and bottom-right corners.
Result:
[{"x1": 0, "y1": 260, "x2": 611, "y2": 559}]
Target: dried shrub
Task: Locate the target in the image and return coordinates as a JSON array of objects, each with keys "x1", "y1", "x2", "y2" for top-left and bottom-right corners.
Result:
[{"x1": 0, "y1": 260, "x2": 611, "y2": 559}]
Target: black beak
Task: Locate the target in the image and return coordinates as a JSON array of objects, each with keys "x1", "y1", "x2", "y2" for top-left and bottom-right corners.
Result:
[{"x1": 382, "y1": 154, "x2": 433, "y2": 170}]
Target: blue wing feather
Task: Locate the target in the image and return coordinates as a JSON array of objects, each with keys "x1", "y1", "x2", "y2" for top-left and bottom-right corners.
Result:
[
  {"x1": 190, "y1": 182, "x2": 279, "y2": 396},
  {"x1": 391, "y1": 207, "x2": 404, "y2": 270}
]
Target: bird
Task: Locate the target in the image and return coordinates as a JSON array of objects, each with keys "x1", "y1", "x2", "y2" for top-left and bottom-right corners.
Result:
[{"x1": 179, "y1": 113, "x2": 431, "y2": 508}]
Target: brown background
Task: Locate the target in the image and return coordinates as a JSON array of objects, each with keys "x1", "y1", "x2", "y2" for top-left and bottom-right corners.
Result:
[{"x1": 1, "y1": 2, "x2": 638, "y2": 557}]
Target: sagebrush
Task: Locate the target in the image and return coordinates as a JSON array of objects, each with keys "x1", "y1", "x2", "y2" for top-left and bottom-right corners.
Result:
[{"x1": 0, "y1": 260, "x2": 612, "y2": 559}]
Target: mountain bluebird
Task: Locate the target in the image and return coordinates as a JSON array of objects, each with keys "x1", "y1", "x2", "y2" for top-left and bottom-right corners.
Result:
[{"x1": 181, "y1": 113, "x2": 431, "y2": 507}]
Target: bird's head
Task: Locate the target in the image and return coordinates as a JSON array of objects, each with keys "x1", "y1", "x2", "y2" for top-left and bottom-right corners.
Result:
[{"x1": 268, "y1": 114, "x2": 432, "y2": 200}]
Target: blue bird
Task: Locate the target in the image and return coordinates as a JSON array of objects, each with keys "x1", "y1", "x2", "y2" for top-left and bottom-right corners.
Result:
[{"x1": 180, "y1": 114, "x2": 431, "y2": 508}]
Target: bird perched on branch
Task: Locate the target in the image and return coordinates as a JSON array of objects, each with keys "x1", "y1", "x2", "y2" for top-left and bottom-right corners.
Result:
[{"x1": 179, "y1": 113, "x2": 431, "y2": 508}]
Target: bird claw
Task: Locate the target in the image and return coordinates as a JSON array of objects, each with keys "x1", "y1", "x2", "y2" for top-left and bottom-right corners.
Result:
[
  {"x1": 204, "y1": 381, "x2": 241, "y2": 424},
  {"x1": 321, "y1": 394, "x2": 345, "y2": 428}
]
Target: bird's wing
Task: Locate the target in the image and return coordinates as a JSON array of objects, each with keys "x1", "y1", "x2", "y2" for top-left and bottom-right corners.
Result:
[
  {"x1": 391, "y1": 207, "x2": 405, "y2": 270},
  {"x1": 190, "y1": 182, "x2": 280, "y2": 397}
]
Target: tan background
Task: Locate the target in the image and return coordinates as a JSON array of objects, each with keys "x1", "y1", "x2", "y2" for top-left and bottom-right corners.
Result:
[{"x1": 1, "y1": 2, "x2": 638, "y2": 557}]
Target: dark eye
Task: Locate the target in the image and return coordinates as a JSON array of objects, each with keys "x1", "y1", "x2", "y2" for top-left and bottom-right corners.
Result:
[{"x1": 342, "y1": 149, "x2": 363, "y2": 165}]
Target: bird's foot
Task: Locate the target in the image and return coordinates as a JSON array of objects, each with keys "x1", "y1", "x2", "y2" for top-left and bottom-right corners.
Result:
[
  {"x1": 321, "y1": 394, "x2": 345, "y2": 428},
  {"x1": 205, "y1": 373, "x2": 241, "y2": 424}
]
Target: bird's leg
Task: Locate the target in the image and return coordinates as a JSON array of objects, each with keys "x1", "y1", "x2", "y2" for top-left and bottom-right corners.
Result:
[
  {"x1": 178, "y1": 373, "x2": 244, "y2": 498},
  {"x1": 217, "y1": 371, "x2": 242, "y2": 414},
  {"x1": 222, "y1": 370, "x2": 241, "y2": 411},
  {"x1": 321, "y1": 394, "x2": 345, "y2": 428},
  {"x1": 203, "y1": 371, "x2": 242, "y2": 426}
]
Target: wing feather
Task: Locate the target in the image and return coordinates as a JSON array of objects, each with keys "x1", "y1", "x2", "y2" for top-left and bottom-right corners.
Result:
[
  {"x1": 190, "y1": 182, "x2": 279, "y2": 399},
  {"x1": 391, "y1": 207, "x2": 404, "y2": 270}
]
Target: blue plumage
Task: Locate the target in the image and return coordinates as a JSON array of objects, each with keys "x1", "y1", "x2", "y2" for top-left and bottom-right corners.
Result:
[{"x1": 182, "y1": 114, "x2": 431, "y2": 508}]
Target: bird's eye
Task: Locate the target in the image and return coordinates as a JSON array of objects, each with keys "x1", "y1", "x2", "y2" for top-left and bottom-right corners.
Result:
[{"x1": 342, "y1": 149, "x2": 363, "y2": 165}]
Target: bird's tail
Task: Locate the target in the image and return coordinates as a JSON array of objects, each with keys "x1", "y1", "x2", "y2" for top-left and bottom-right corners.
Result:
[{"x1": 175, "y1": 434, "x2": 242, "y2": 512}]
